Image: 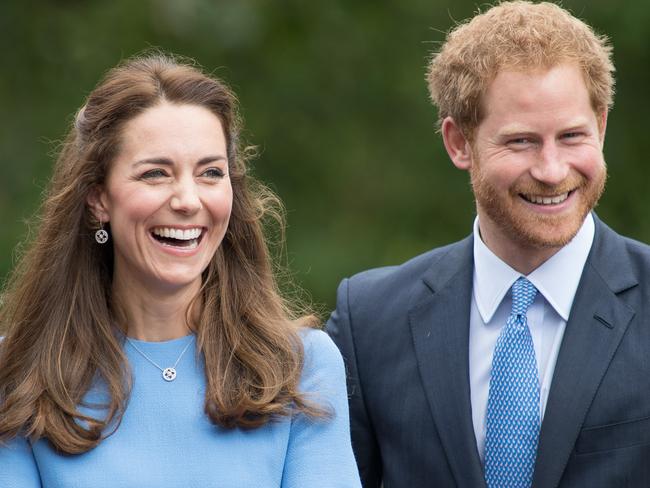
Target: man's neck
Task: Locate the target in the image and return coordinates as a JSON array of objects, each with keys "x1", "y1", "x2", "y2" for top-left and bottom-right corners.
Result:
[{"x1": 477, "y1": 223, "x2": 563, "y2": 275}]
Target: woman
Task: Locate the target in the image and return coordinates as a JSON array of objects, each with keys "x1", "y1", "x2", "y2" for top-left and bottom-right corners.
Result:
[{"x1": 0, "y1": 53, "x2": 361, "y2": 487}]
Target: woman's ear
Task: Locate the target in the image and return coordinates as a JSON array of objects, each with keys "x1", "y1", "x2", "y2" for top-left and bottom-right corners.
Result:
[
  {"x1": 86, "y1": 185, "x2": 110, "y2": 223},
  {"x1": 441, "y1": 117, "x2": 473, "y2": 170}
]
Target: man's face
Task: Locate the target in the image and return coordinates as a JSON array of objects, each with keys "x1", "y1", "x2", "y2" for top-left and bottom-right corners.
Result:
[{"x1": 469, "y1": 63, "x2": 607, "y2": 259}]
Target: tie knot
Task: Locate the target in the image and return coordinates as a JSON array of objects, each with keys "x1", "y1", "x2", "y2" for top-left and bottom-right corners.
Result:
[{"x1": 511, "y1": 277, "x2": 537, "y2": 316}]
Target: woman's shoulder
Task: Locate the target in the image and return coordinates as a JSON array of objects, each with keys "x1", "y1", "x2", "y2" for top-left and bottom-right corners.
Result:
[
  {"x1": 298, "y1": 328, "x2": 345, "y2": 383},
  {"x1": 299, "y1": 327, "x2": 342, "y2": 362}
]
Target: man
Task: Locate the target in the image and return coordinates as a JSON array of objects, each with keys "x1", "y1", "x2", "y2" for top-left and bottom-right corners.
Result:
[{"x1": 327, "y1": 2, "x2": 650, "y2": 487}]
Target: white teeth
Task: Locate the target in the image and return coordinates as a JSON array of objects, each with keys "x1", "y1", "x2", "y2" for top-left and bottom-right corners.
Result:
[
  {"x1": 551, "y1": 194, "x2": 567, "y2": 204},
  {"x1": 152, "y1": 227, "x2": 202, "y2": 240},
  {"x1": 526, "y1": 192, "x2": 569, "y2": 205}
]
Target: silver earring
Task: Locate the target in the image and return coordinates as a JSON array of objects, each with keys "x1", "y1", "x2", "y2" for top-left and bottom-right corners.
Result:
[{"x1": 95, "y1": 222, "x2": 109, "y2": 244}]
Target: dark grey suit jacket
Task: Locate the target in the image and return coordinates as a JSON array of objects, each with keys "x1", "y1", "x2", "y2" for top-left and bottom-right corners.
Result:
[{"x1": 327, "y1": 215, "x2": 650, "y2": 488}]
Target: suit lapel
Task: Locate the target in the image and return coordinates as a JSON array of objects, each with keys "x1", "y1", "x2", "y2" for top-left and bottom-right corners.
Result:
[
  {"x1": 409, "y1": 236, "x2": 487, "y2": 487},
  {"x1": 533, "y1": 218, "x2": 637, "y2": 488}
]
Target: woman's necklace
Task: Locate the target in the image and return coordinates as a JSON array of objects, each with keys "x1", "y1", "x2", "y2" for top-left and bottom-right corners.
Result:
[{"x1": 126, "y1": 335, "x2": 195, "y2": 382}]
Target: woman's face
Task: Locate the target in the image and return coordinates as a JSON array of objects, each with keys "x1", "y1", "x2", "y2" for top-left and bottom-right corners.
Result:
[{"x1": 91, "y1": 102, "x2": 233, "y2": 294}]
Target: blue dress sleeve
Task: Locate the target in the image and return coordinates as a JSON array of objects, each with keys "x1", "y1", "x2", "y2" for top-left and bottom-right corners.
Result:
[
  {"x1": 281, "y1": 329, "x2": 362, "y2": 488},
  {"x1": 0, "y1": 436, "x2": 42, "y2": 487}
]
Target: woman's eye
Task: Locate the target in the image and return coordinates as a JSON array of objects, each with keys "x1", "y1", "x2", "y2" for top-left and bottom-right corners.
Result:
[
  {"x1": 141, "y1": 168, "x2": 168, "y2": 179},
  {"x1": 201, "y1": 167, "x2": 225, "y2": 178}
]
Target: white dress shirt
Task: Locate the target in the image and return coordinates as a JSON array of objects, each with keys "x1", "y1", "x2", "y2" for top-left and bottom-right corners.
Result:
[{"x1": 469, "y1": 213, "x2": 595, "y2": 462}]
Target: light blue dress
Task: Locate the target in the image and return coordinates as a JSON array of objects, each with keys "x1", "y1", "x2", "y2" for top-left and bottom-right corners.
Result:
[{"x1": 0, "y1": 329, "x2": 361, "y2": 487}]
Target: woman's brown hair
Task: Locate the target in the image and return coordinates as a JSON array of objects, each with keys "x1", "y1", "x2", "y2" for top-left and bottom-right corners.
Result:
[{"x1": 0, "y1": 52, "x2": 323, "y2": 454}]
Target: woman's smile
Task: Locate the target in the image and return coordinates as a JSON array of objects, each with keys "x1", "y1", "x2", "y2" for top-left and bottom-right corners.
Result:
[{"x1": 150, "y1": 226, "x2": 205, "y2": 250}]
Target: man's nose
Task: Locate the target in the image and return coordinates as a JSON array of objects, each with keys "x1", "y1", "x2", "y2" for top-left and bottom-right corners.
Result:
[{"x1": 529, "y1": 143, "x2": 570, "y2": 185}]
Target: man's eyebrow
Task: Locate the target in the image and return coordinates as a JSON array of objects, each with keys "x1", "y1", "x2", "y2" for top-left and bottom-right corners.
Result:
[
  {"x1": 133, "y1": 155, "x2": 227, "y2": 167},
  {"x1": 496, "y1": 128, "x2": 537, "y2": 139},
  {"x1": 497, "y1": 120, "x2": 593, "y2": 138}
]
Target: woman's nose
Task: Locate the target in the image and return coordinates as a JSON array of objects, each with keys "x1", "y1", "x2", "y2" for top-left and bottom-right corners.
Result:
[{"x1": 169, "y1": 179, "x2": 202, "y2": 215}]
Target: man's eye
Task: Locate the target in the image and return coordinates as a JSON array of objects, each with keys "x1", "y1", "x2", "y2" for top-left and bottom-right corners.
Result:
[
  {"x1": 508, "y1": 138, "x2": 532, "y2": 145},
  {"x1": 141, "y1": 169, "x2": 168, "y2": 179},
  {"x1": 201, "y1": 167, "x2": 225, "y2": 178}
]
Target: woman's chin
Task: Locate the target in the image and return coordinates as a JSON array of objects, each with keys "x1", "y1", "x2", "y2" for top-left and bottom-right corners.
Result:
[{"x1": 151, "y1": 272, "x2": 203, "y2": 293}]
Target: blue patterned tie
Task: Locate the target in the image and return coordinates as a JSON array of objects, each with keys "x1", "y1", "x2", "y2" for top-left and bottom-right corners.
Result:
[{"x1": 484, "y1": 277, "x2": 540, "y2": 488}]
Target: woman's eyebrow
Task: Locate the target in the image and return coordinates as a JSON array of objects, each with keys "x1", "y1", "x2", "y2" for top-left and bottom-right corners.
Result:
[{"x1": 133, "y1": 155, "x2": 227, "y2": 168}]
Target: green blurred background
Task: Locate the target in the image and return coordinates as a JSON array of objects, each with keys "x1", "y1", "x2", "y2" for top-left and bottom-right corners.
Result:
[{"x1": 1, "y1": 0, "x2": 649, "y2": 311}]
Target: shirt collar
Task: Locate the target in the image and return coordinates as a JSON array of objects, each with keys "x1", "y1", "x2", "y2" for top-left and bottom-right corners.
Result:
[{"x1": 473, "y1": 212, "x2": 595, "y2": 322}]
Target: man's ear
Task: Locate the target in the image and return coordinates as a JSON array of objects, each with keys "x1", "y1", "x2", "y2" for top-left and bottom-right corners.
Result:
[
  {"x1": 441, "y1": 116, "x2": 473, "y2": 170},
  {"x1": 86, "y1": 185, "x2": 110, "y2": 223},
  {"x1": 598, "y1": 110, "x2": 608, "y2": 148}
]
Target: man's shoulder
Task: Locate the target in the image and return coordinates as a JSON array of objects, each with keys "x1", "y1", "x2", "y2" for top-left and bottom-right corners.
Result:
[
  {"x1": 594, "y1": 216, "x2": 650, "y2": 263},
  {"x1": 589, "y1": 216, "x2": 650, "y2": 292},
  {"x1": 343, "y1": 235, "x2": 472, "y2": 304},
  {"x1": 617, "y1": 232, "x2": 650, "y2": 256}
]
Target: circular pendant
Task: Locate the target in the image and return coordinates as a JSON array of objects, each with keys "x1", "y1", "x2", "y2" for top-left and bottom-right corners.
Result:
[
  {"x1": 162, "y1": 367, "x2": 177, "y2": 382},
  {"x1": 95, "y1": 229, "x2": 109, "y2": 244}
]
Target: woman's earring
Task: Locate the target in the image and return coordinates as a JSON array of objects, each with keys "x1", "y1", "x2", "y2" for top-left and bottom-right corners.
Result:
[{"x1": 95, "y1": 222, "x2": 109, "y2": 244}]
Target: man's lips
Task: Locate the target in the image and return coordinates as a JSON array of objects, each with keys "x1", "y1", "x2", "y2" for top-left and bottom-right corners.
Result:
[{"x1": 519, "y1": 191, "x2": 571, "y2": 205}]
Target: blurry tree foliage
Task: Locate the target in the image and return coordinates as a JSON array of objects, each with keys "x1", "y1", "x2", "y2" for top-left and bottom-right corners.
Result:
[{"x1": 1, "y1": 0, "x2": 649, "y2": 310}]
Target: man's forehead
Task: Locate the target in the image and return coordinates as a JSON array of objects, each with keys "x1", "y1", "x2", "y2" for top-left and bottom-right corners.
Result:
[
  {"x1": 474, "y1": 63, "x2": 601, "y2": 134},
  {"x1": 482, "y1": 64, "x2": 589, "y2": 107}
]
